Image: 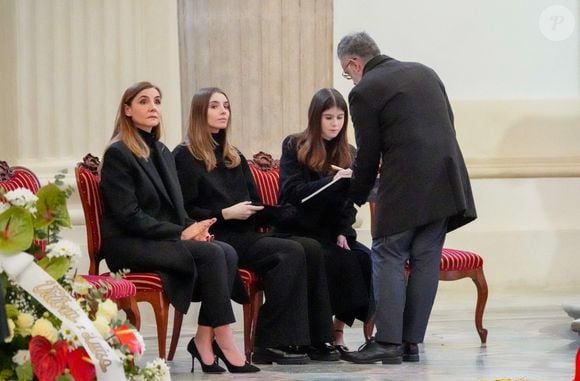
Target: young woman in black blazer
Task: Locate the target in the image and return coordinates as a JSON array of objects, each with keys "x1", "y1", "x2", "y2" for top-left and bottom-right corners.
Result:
[
  {"x1": 278, "y1": 88, "x2": 372, "y2": 354},
  {"x1": 100, "y1": 82, "x2": 258, "y2": 373},
  {"x1": 173, "y1": 87, "x2": 339, "y2": 364}
]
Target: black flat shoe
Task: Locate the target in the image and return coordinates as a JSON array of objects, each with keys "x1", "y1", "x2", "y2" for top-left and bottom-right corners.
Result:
[
  {"x1": 211, "y1": 341, "x2": 260, "y2": 373},
  {"x1": 186, "y1": 338, "x2": 226, "y2": 373},
  {"x1": 335, "y1": 344, "x2": 350, "y2": 359},
  {"x1": 403, "y1": 342, "x2": 420, "y2": 362},
  {"x1": 308, "y1": 342, "x2": 340, "y2": 361},
  {"x1": 252, "y1": 346, "x2": 310, "y2": 365},
  {"x1": 335, "y1": 344, "x2": 349, "y2": 353},
  {"x1": 341, "y1": 339, "x2": 402, "y2": 364}
]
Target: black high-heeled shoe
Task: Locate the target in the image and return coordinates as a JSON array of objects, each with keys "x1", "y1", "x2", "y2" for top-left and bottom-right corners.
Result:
[
  {"x1": 212, "y1": 340, "x2": 260, "y2": 373},
  {"x1": 187, "y1": 338, "x2": 226, "y2": 374}
]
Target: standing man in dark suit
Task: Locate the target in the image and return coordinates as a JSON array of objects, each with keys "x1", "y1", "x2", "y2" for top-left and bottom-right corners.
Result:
[{"x1": 337, "y1": 32, "x2": 476, "y2": 364}]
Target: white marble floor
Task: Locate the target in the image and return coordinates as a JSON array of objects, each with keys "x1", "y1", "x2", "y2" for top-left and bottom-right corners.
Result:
[{"x1": 136, "y1": 285, "x2": 580, "y2": 381}]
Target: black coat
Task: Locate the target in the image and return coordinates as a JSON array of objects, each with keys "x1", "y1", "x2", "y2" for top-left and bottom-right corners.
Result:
[
  {"x1": 278, "y1": 135, "x2": 356, "y2": 242},
  {"x1": 172, "y1": 144, "x2": 263, "y2": 257},
  {"x1": 348, "y1": 55, "x2": 476, "y2": 237},
  {"x1": 100, "y1": 140, "x2": 246, "y2": 313}
]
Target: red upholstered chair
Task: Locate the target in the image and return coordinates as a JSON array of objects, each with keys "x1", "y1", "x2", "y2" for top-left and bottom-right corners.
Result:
[
  {"x1": 1, "y1": 161, "x2": 45, "y2": 255},
  {"x1": 75, "y1": 154, "x2": 183, "y2": 359},
  {"x1": 368, "y1": 202, "x2": 488, "y2": 343},
  {"x1": 0, "y1": 160, "x2": 138, "y2": 317},
  {"x1": 0, "y1": 161, "x2": 41, "y2": 193}
]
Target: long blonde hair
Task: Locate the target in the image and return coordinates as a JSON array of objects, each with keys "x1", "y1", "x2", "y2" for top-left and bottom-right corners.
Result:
[
  {"x1": 109, "y1": 81, "x2": 162, "y2": 159},
  {"x1": 185, "y1": 87, "x2": 240, "y2": 171}
]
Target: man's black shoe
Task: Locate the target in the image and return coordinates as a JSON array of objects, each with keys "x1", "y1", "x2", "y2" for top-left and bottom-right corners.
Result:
[
  {"x1": 341, "y1": 340, "x2": 402, "y2": 364},
  {"x1": 403, "y1": 342, "x2": 419, "y2": 362},
  {"x1": 252, "y1": 346, "x2": 310, "y2": 365},
  {"x1": 307, "y1": 343, "x2": 340, "y2": 361}
]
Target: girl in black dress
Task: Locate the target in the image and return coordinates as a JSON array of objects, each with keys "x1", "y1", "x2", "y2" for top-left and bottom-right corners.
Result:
[
  {"x1": 173, "y1": 87, "x2": 339, "y2": 363},
  {"x1": 278, "y1": 88, "x2": 373, "y2": 353},
  {"x1": 100, "y1": 82, "x2": 258, "y2": 373}
]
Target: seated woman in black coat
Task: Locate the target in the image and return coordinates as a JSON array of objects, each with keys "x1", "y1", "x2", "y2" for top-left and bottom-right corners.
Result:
[
  {"x1": 173, "y1": 87, "x2": 339, "y2": 364},
  {"x1": 278, "y1": 88, "x2": 372, "y2": 353},
  {"x1": 100, "y1": 82, "x2": 258, "y2": 374}
]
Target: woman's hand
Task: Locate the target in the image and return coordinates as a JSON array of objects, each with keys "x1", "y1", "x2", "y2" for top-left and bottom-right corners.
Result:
[
  {"x1": 222, "y1": 201, "x2": 264, "y2": 220},
  {"x1": 181, "y1": 218, "x2": 216, "y2": 241},
  {"x1": 336, "y1": 234, "x2": 351, "y2": 250},
  {"x1": 333, "y1": 168, "x2": 352, "y2": 181}
]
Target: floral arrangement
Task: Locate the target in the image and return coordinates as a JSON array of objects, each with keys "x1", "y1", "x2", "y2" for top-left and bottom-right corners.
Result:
[{"x1": 0, "y1": 173, "x2": 170, "y2": 381}]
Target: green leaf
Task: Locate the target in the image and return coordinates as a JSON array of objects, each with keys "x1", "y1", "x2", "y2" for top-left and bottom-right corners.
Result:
[
  {"x1": 0, "y1": 369, "x2": 16, "y2": 381},
  {"x1": 15, "y1": 362, "x2": 33, "y2": 381},
  {"x1": 5, "y1": 304, "x2": 19, "y2": 319},
  {"x1": 37, "y1": 256, "x2": 71, "y2": 280},
  {"x1": 35, "y1": 183, "x2": 71, "y2": 230},
  {"x1": 0, "y1": 207, "x2": 34, "y2": 254}
]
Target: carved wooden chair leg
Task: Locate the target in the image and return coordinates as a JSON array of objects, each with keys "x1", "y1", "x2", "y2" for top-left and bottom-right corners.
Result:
[
  {"x1": 472, "y1": 268, "x2": 489, "y2": 344},
  {"x1": 243, "y1": 301, "x2": 254, "y2": 362},
  {"x1": 167, "y1": 310, "x2": 184, "y2": 361},
  {"x1": 137, "y1": 291, "x2": 169, "y2": 359},
  {"x1": 249, "y1": 290, "x2": 263, "y2": 362}
]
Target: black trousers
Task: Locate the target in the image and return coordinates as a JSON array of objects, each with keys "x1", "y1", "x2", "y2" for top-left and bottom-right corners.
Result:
[
  {"x1": 240, "y1": 235, "x2": 334, "y2": 348},
  {"x1": 183, "y1": 240, "x2": 238, "y2": 327},
  {"x1": 105, "y1": 237, "x2": 238, "y2": 328}
]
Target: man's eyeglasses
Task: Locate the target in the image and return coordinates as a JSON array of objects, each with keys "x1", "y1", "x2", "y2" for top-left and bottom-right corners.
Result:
[{"x1": 341, "y1": 60, "x2": 353, "y2": 80}]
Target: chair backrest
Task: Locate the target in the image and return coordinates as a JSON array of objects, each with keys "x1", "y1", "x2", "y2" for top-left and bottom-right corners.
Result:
[
  {"x1": 0, "y1": 160, "x2": 41, "y2": 195},
  {"x1": 247, "y1": 151, "x2": 280, "y2": 206},
  {"x1": 1, "y1": 161, "x2": 46, "y2": 255},
  {"x1": 75, "y1": 154, "x2": 104, "y2": 275}
]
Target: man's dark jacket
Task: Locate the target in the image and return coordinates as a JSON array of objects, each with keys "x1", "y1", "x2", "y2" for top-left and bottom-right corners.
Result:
[{"x1": 349, "y1": 55, "x2": 476, "y2": 238}]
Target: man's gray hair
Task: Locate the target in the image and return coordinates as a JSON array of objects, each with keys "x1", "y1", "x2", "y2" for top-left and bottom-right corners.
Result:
[{"x1": 337, "y1": 32, "x2": 381, "y2": 62}]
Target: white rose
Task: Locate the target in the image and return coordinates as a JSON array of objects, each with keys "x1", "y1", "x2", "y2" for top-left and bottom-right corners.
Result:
[
  {"x1": 16, "y1": 312, "x2": 34, "y2": 329},
  {"x1": 92, "y1": 315, "x2": 111, "y2": 338},
  {"x1": 96, "y1": 299, "x2": 118, "y2": 322},
  {"x1": 12, "y1": 350, "x2": 30, "y2": 365},
  {"x1": 15, "y1": 312, "x2": 34, "y2": 336},
  {"x1": 30, "y1": 318, "x2": 59, "y2": 343}
]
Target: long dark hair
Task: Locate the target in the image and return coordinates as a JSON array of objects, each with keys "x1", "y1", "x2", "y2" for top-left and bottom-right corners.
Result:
[{"x1": 295, "y1": 88, "x2": 352, "y2": 173}]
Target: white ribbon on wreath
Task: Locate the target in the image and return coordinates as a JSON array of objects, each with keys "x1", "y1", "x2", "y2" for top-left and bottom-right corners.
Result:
[{"x1": 1, "y1": 251, "x2": 127, "y2": 381}]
